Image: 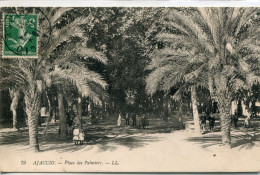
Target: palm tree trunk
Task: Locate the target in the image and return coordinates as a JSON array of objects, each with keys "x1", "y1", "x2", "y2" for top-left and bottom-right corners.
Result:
[
  {"x1": 218, "y1": 101, "x2": 232, "y2": 146},
  {"x1": 24, "y1": 88, "x2": 41, "y2": 152},
  {"x1": 178, "y1": 107, "x2": 184, "y2": 129},
  {"x1": 178, "y1": 99, "x2": 184, "y2": 129},
  {"x1": 215, "y1": 77, "x2": 232, "y2": 147},
  {"x1": 78, "y1": 97, "x2": 82, "y2": 129},
  {"x1": 10, "y1": 90, "x2": 20, "y2": 129},
  {"x1": 102, "y1": 98, "x2": 105, "y2": 119},
  {"x1": 164, "y1": 95, "x2": 169, "y2": 122},
  {"x1": 58, "y1": 92, "x2": 67, "y2": 139},
  {"x1": 191, "y1": 86, "x2": 201, "y2": 135},
  {"x1": 231, "y1": 101, "x2": 237, "y2": 115},
  {"x1": 43, "y1": 91, "x2": 52, "y2": 140},
  {"x1": 88, "y1": 100, "x2": 92, "y2": 116}
]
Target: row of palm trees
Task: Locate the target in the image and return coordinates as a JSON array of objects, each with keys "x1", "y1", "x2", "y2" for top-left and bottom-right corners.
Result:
[
  {"x1": 0, "y1": 8, "x2": 108, "y2": 151},
  {"x1": 1, "y1": 7, "x2": 259, "y2": 151},
  {"x1": 146, "y1": 7, "x2": 260, "y2": 146}
]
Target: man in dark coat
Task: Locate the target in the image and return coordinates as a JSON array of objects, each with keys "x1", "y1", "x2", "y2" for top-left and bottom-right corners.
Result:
[
  {"x1": 209, "y1": 113, "x2": 215, "y2": 132},
  {"x1": 132, "y1": 113, "x2": 136, "y2": 126},
  {"x1": 200, "y1": 113, "x2": 207, "y2": 133},
  {"x1": 233, "y1": 110, "x2": 239, "y2": 128}
]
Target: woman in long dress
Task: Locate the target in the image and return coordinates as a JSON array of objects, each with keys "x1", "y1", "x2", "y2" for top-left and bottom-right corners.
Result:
[{"x1": 117, "y1": 113, "x2": 122, "y2": 127}]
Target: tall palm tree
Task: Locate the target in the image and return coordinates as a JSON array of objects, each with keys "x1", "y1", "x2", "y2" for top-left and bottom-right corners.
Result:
[
  {"x1": 146, "y1": 48, "x2": 203, "y2": 135},
  {"x1": 47, "y1": 55, "x2": 107, "y2": 139},
  {"x1": 9, "y1": 89, "x2": 20, "y2": 129},
  {"x1": 146, "y1": 7, "x2": 260, "y2": 146},
  {"x1": 0, "y1": 7, "x2": 107, "y2": 151}
]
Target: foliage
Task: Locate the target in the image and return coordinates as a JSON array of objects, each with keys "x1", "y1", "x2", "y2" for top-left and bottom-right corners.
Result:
[
  {"x1": 145, "y1": 7, "x2": 260, "y2": 145},
  {"x1": 0, "y1": 7, "x2": 108, "y2": 150},
  {"x1": 0, "y1": 7, "x2": 108, "y2": 104},
  {"x1": 146, "y1": 8, "x2": 260, "y2": 99}
]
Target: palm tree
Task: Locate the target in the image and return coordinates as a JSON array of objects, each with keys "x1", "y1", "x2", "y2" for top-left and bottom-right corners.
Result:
[
  {"x1": 47, "y1": 56, "x2": 107, "y2": 139},
  {"x1": 146, "y1": 7, "x2": 260, "y2": 146},
  {"x1": 0, "y1": 7, "x2": 107, "y2": 151},
  {"x1": 9, "y1": 89, "x2": 20, "y2": 129},
  {"x1": 191, "y1": 86, "x2": 200, "y2": 135},
  {"x1": 146, "y1": 46, "x2": 205, "y2": 135}
]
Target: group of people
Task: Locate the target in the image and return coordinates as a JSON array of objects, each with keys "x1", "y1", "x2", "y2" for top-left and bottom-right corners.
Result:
[
  {"x1": 199, "y1": 113, "x2": 215, "y2": 134},
  {"x1": 199, "y1": 109, "x2": 252, "y2": 135},
  {"x1": 231, "y1": 111, "x2": 239, "y2": 128},
  {"x1": 232, "y1": 109, "x2": 253, "y2": 128},
  {"x1": 118, "y1": 113, "x2": 149, "y2": 129},
  {"x1": 66, "y1": 107, "x2": 85, "y2": 145}
]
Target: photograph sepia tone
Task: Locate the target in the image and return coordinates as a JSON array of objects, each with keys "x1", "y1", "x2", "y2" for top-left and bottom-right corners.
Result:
[{"x1": 0, "y1": 5, "x2": 260, "y2": 172}]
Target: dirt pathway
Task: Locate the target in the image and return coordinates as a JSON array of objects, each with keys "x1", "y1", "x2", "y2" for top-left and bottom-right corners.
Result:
[{"x1": 0, "y1": 126, "x2": 259, "y2": 172}]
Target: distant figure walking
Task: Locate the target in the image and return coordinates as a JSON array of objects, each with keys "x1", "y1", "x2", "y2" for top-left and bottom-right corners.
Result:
[
  {"x1": 72, "y1": 115, "x2": 84, "y2": 145},
  {"x1": 141, "y1": 114, "x2": 149, "y2": 129},
  {"x1": 117, "y1": 113, "x2": 122, "y2": 127},
  {"x1": 73, "y1": 128, "x2": 84, "y2": 145},
  {"x1": 200, "y1": 114, "x2": 207, "y2": 134},
  {"x1": 132, "y1": 113, "x2": 137, "y2": 126},
  {"x1": 125, "y1": 113, "x2": 130, "y2": 126},
  {"x1": 209, "y1": 114, "x2": 215, "y2": 132},
  {"x1": 79, "y1": 131, "x2": 85, "y2": 145},
  {"x1": 136, "y1": 115, "x2": 141, "y2": 129},
  {"x1": 232, "y1": 110, "x2": 239, "y2": 128},
  {"x1": 244, "y1": 116, "x2": 251, "y2": 128},
  {"x1": 244, "y1": 107, "x2": 251, "y2": 128},
  {"x1": 73, "y1": 115, "x2": 81, "y2": 129}
]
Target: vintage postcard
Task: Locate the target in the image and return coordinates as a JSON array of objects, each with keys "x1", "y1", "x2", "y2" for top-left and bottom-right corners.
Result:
[{"x1": 0, "y1": 0, "x2": 260, "y2": 172}]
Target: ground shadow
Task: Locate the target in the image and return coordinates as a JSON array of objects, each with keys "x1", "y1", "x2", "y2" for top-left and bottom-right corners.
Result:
[
  {"x1": 0, "y1": 128, "x2": 29, "y2": 146},
  {"x1": 31, "y1": 118, "x2": 178, "y2": 153},
  {"x1": 1, "y1": 117, "x2": 260, "y2": 153},
  {"x1": 41, "y1": 127, "x2": 163, "y2": 153},
  {"x1": 231, "y1": 127, "x2": 260, "y2": 150},
  {"x1": 186, "y1": 123, "x2": 260, "y2": 150},
  {"x1": 186, "y1": 134, "x2": 222, "y2": 148}
]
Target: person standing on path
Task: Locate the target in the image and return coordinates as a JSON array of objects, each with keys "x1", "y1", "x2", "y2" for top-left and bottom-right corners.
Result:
[
  {"x1": 232, "y1": 110, "x2": 239, "y2": 128},
  {"x1": 125, "y1": 113, "x2": 130, "y2": 126},
  {"x1": 73, "y1": 115, "x2": 81, "y2": 129},
  {"x1": 209, "y1": 114, "x2": 215, "y2": 132},
  {"x1": 200, "y1": 113, "x2": 207, "y2": 134},
  {"x1": 117, "y1": 112, "x2": 122, "y2": 127},
  {"x1": 132, "y1": 113, "x2": 136, "y2": 126}
]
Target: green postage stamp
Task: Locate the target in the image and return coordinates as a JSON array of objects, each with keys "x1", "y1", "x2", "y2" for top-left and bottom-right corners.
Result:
[{"x1": 3, "y1": 14, "x2": 38, "y2": 58}]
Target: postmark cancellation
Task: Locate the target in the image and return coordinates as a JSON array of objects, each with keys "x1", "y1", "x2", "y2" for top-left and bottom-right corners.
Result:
[{"x1": 2, "y1": 14, "x2": 38, "y2": 58}]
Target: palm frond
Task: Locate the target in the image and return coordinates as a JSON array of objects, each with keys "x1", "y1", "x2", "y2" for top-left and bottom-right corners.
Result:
[
  {"x1": 171, "y1": 84, "x2": 190, "y2": 101},
  {"x1": 45, "y1": 16, "x2": 91, "y2": 56},
  {"x1": 156, "y1": 33, "x2": 188, "y2": 43},
  {"x1": 49, "y1": 7, "x2": 74, "y2": 26},
  {"x1": 56, "y1": 44, "x2": 108, "y2": 65},
  {"x1": 45, "y1": 26, "x2": 86, "y2": 56},
  {"x1": 165, "y1": 9, "x2": 215, "y2": 54},
  {"x1": 232, "y1": 8, "x2": 259, "y2": 37},
  {"x1": 146, "y1": 63, "x2": 185, "y2": 95},
  {"x1": 49, "y1": 62, "x2": 107, "y2": 89},
  {"x1": 147, "y1": 48, "x2": 191, "y2": 70},
  {"x1": 193, "y1": 8, "x2": 219, "y2": 48},
  {"x1": 49, "y1": 68, "x2": 107, "y2": 105},
  {"x1": 184, "y1": 63, "x2": 207, "y2": 83},
  {"x1": 246, "y1": 73, "x2": 260, "y2": 86}
]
